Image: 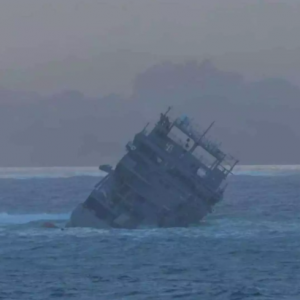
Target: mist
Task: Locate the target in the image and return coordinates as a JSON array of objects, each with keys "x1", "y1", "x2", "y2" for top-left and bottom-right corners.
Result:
[{"x1": 0, "y1": 0, "x2": 300, "y2": 166}]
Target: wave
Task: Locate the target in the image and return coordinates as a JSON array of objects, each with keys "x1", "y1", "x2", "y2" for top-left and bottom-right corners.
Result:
[
  {"x1": 0, "y1": 212, "x2": 70, "y2": 225},
  {"x1": 0, "y1": 165, "x2": 300, "y2": 179},
  {"x1": 0, "y1": 167, "x2": 105, "y2": 179},
  {"x1": 233, "y1": 165, "x2": 300, "y2": 176}
]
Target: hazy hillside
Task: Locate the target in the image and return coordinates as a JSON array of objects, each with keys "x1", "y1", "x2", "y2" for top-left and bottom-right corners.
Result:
[{"x1": 1, "y1": 60, "x2": 300, "y2": 166}]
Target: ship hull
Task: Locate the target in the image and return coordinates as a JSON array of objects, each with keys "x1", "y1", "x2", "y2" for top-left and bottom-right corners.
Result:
[
  {"x1": 66, "y1": 171, "x2": 216, "y2": 230},
  {"x1": 66, "y1": 203, "x2": 111, "y2": 229},
  {"x1": 66, "y1": 197, "x2": 211, "y2": 229}
]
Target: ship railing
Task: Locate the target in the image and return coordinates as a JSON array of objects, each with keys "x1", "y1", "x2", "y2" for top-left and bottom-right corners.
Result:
[
  {"x1": 223, "y1": 154, "x2": 239, "y2": 166},
  {"x1": 170, "y1": 112, "x2": 237, "y2": 162},
  {"x1": 136, "y1": 130, "x2": 226, "y2": 199},
  {"x1": 219, "y1": 155, "x2": 239, "y2": 174},
  {"x1": 192, "y1": 153, "x2": 212, "y2": 168},
  {"x1": 200, "y1": 135, "x2": 222, "y2": 153},
  {"x1": 174, "y1": 117, "x2": 217, "y2": 144},
  {"x1": 155, "y1": 123, "x2": 237, "y2": 175},
  {"x1": 95, "y1": 173, "x2": 110, "y2": 190}
]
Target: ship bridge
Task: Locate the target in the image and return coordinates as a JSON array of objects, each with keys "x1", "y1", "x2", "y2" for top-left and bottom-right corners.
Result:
[{"x1": 151, "y1": 107, "x2": 238, "y2": 177}]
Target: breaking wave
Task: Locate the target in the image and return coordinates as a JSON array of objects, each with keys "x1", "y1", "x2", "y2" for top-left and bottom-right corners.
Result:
[
  {"x1": 233, "y1": 165, "x2": 300, "y2": 176},
  {"x1": 0, "y1": 212, "x2": 70, "y2": 225},
  {"x1": 0, "y1": 167, "x2": 105, "y2": 179}
]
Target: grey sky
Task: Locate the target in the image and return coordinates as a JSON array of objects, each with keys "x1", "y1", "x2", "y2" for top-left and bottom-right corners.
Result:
[{"x1": 1, "y1": 0, "x2": 300, "y2": 96}]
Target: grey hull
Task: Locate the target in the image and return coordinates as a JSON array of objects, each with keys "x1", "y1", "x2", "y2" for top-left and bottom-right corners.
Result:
[{"x1": 66, "y1": 203, "x2": 110, "y2": 229}]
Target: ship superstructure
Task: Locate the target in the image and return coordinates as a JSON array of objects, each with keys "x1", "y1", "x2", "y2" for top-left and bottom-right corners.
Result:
[{"x1": 67, "y1": 108, "x2": 238, "y2": 229}]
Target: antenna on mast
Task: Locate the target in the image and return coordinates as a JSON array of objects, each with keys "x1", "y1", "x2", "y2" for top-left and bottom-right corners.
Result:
[
  {"x1": 164, "y1": 106, "x2": 172, "y2": 117},
  {"x1": 201, "y1": 121, "x2": 215, "y2": 139},
  {"x1": 142, "y1": 122, "x2": 150, "y2": 133},
  {"x1": 190, "y1": 121, "x2": 215, "y2": 152}
]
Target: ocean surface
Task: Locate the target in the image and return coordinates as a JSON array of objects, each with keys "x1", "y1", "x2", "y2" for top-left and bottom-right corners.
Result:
[{"x1": 0, "y1": 165, "x2": 300, "y2": 300}]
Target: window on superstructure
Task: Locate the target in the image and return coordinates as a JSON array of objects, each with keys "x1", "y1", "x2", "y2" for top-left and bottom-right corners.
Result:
[
  {"x1": 167, "y1": 126, "x2": 194, "y2": 151},
  {"x1": 165, "y1": 143, "x2": 174, "y2": 153},
  {"x1": 156, "y1": 156, "x2": 163, "y2": 164},
  {"x1": 197, "y1": 168, "x2": 206, "y2": 178}
]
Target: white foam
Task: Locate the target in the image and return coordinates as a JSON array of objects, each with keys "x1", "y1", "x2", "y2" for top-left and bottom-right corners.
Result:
[
  {"x1": 233, "y1": 165, "x2": 300, "y2": 176},
  {"x1": 0, "y1": 167, "x2": 105, "y2": 179},
  {"x1": 0, "y1": 212, "x2": 70, "y2": 225}
]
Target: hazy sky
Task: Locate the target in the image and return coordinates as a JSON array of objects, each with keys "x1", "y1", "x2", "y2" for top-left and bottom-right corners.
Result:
[{"x1": 1, "y1": 0, "x2": 300, "y2": 96}]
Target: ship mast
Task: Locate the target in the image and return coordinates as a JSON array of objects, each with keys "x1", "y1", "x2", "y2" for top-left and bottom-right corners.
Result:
[
  {"x1": 163, "y1": 106, "x2": 172, "y2": 117},
  {"x1": 190, "y1": 121, "x2": 215, "y2": 153}
]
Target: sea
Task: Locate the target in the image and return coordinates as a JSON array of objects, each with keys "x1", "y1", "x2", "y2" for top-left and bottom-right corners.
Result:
[{"x1": 0, "y1": 165, "x2": 299, "y2": 300}]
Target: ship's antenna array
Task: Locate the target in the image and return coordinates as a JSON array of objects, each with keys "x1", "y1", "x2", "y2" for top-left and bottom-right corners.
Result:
[
  {"x1": 164, "y1": 106, "x2": 172, "y2": 117},
  {"x1": 142, "y1": 122, "x2": 150, "y2": 133}
]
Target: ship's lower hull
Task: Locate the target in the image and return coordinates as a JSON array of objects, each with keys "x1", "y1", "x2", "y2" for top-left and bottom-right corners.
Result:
[
  {"x1": 66, "y1": 202, "x2": 210, "y2": 229},
  {"x1": 66, "y1": 176, "x2": 216, "y2": 229},
  {"x1": 66, "y1": 203, "x2": 111, "y2": 229}
]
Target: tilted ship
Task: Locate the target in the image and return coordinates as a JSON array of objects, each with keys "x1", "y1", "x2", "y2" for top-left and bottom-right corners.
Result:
[{"x1": 66, "y1": 107, "x2": 239, "y2": 229}]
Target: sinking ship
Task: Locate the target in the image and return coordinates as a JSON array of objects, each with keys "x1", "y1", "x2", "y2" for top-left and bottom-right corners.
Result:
[{"x1": 66, "y1": 107, "x2": 238, "y2": 229}]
